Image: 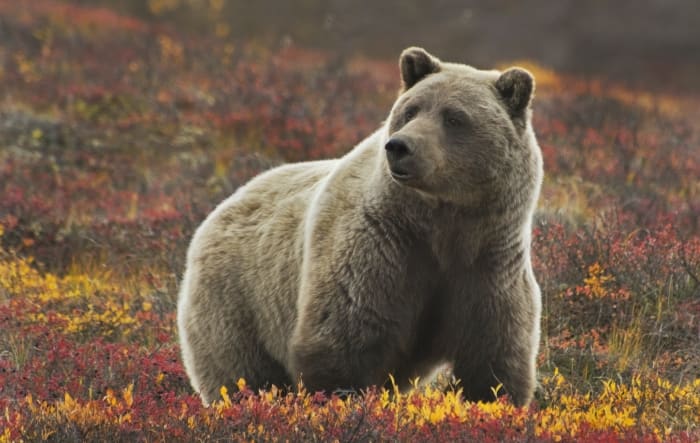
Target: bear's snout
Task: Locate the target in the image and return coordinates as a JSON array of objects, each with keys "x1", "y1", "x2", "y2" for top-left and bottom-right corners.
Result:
[
  {"x1": 385, "y1": 137, "x2": 416, "y2": 180},
  {"x1": 385, "y1": 137, "x2": 412, "y2": 159}
]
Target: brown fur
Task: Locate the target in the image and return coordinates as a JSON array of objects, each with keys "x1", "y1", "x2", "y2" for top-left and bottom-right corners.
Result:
[{"x1": 177, "y1": 47, "x2": 543, "y2": 407}]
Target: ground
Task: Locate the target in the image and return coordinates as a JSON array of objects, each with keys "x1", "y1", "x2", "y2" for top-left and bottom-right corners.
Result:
[{"x1": 0, "y1": 1, "x2": 698, "y2": 441}]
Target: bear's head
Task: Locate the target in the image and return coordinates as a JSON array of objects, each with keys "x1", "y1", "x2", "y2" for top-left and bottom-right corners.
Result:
[{"x1": 384, "y1": 47, "x2": 541, "y2": 209}]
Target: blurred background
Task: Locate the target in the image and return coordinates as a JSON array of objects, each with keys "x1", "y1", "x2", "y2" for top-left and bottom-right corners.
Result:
[{"x1": 74, "y1": 0, "x2": 700, "y2": 93}]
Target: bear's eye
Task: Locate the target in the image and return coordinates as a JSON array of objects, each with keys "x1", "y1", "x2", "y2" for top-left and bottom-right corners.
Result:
[
  {"x1": 443, "y1": 110, "x2": 467, "y2": 128},
  {"x1": 404, "y1": 106, "x2": 419, "y2": 123}
]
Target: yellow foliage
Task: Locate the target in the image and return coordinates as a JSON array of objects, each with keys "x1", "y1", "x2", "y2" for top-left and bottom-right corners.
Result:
[
  {"x1": 217, "y1": 385, "x2": 231, "y2": 410},
  {"x1": 10, "y1": 371, "x2": 699, "y2": 441},
  {"x1": 14, "y1": 51, "x2": 40, "y2": 83},
  {"x1": 158, "y1": 35, "x2": 184, "y2": 64},
  {"x1": 0, "y1": 427, "x2": 12, "y2": 443},
  {"x1": 368, "y1": 370, "x2": 699, "y2": 439},
  {"x1": 0, "y1": 250, "x2": 156, "y2": 339},
  {"x1": 122, "y1": 384, "x2": 134, "y2": 408},
  {"x1": 584, "y1": 262, "x2": 615, "y2": 298},
  {"x1": 147, "y1": 0, "x2": 179, "y2": 15}
]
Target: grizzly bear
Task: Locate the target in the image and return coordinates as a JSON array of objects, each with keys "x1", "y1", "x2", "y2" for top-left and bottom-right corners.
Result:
[{"x1": 177, "y1": 47, "x2": 543, "y2": 407}]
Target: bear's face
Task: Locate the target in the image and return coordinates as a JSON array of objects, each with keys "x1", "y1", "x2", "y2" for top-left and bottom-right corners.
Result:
[{"x1": 385, "y1": 48, "x2": 536, "y2": 206}]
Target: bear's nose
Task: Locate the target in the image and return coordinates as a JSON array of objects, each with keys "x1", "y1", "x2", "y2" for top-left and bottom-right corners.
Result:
[{"x1": 385, "y1": 137, "x2": 412, "y2": 160}]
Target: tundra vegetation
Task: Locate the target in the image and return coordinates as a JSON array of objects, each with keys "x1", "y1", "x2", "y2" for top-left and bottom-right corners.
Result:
[{"x1": 0, "y1": 1, "x2": 698, "y2": 441}]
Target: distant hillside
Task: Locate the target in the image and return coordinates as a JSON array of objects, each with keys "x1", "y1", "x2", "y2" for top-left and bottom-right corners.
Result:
[{"x1": 69, "y1": 0, "x2": 700, "y2": 93}]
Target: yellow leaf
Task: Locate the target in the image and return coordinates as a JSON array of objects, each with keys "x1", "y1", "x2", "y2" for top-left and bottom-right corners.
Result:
[
  {"x1": 64, "y1": 392, "x2": 76, "y2": 409},
  {"x1": 490, "y1": 383, "x2": 503, "y2": 399},
  {"x1": 105, "y1": 389, "x2": 118, "y2": 407},
  {"x1": 219, "y1": 385, "x2": 231, "y2": 407},
  {"x1": 123, "y1": 383, "x2": 134, "y2": 407},
  {"x1": 215, "y1": 23, "x2": 230, "y2": 38}
]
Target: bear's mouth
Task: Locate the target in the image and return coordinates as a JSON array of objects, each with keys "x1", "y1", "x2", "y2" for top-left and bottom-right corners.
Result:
[{"x1": 390, "y1": 168, "x2": 412, "y2": 181}]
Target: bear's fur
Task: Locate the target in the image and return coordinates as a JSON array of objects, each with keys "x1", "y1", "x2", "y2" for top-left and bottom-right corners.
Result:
[{"x1": 177, "y1": 47, "x2": 543, "y2": 407}]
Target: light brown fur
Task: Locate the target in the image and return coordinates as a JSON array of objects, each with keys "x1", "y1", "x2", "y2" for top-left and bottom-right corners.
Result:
[{"x1": 177, "y1": 47, "x2": 543, "y2": 406}]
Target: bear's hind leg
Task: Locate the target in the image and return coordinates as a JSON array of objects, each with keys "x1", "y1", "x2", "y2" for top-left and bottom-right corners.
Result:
[
  {"x1": 180, "y1": 306, "x2": 292, "y2": 405},
  {"x1": 188, "y1": 337, "x2": 292, "y2": 405}
]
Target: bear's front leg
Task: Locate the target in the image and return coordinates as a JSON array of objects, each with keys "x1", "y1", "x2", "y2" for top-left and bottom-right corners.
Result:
[
  {"x1": 289, "y1": 293, "x2": 402, "y2": 393},
  {"x1": 493, "y1": 338, "x2": 537, "y2": 407},
  {"x1": 290, "y1": 334, "x2": 383, "y2": 392},
  {"x1": 290, "y1": 202, "x2": 420, "y2": 392},
  {"x1": 452, "y1": 270, "x2": 540, "y2": 407},
  {"x1": 453, "y1": 334, "x2": 537, "y2": 407}
]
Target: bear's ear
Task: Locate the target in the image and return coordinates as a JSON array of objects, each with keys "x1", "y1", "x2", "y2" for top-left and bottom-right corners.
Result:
[
  {"x1": 495, "y1": 68, "x2": 535, "y2": 117},
  {"x1": 399, "y1": 47, "x2": 441, "y2": 91}
]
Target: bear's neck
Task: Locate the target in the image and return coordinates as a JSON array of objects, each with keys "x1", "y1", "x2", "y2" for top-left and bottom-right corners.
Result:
[{"x1": 363, "y1": 157, "x2": 531, "y2": 270}]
